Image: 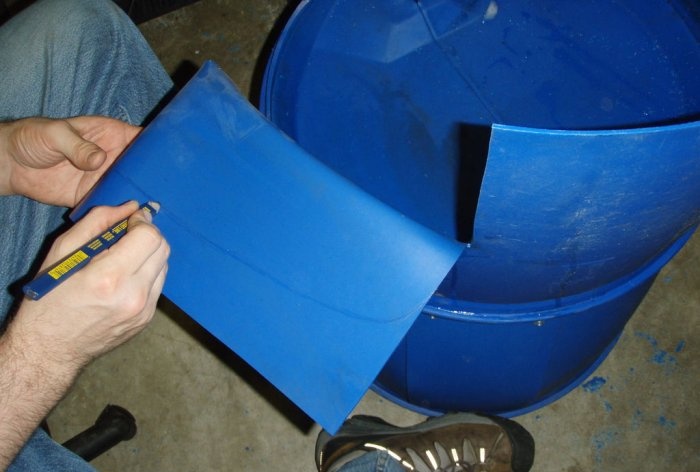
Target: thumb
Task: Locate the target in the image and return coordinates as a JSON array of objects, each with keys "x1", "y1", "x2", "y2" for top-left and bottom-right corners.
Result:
[{"x1": 47, "y1": 120, "x2": 107, "y2": 170}]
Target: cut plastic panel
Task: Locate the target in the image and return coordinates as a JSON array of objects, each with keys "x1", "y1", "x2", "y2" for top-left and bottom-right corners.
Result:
[
  {"x1": 73, "y1": 61, "x2": 464, "y2": 433},
  {"x1": 444, "y1": 122, "x2": 700, "y2": 303}
]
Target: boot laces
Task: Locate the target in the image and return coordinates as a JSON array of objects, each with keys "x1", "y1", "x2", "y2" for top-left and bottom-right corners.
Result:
[{"x1": 364, "y1": 432, "x2": 505, "y2": 472}]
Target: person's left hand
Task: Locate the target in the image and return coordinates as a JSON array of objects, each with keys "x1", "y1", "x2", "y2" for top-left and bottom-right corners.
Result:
[{"x1": 0, "y1": 116, "x2": 140, "y2": 207}]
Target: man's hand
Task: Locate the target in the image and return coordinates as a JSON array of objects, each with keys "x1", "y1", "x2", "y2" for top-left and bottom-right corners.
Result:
[
  {"x1": 0, "y1": 201, "x2": 169, "y2": 467},
  {"x1": 15, "y1": 201, "x2": 170, "y2": 369},
  {"x1": 0, "y1": 117, "x2": 140, "y2": 207}
]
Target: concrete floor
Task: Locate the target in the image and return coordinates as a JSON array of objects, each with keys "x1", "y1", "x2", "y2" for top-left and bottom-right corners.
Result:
[{"x1": 47, "y1": 1, "x2": 699, "y2": 471}]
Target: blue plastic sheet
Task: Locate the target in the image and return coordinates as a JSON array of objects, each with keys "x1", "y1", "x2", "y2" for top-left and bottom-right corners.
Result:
[
  {"x1": 72, "y1": 61, "x2": 464, "y2": 433},
  {"x1": 449, "y1": 123, "x2": 700, "y2": 303}
]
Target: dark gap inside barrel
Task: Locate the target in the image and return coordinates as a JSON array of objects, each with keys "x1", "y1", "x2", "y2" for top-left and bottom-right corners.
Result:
[{"x1": 455, "y1": 123, "x2": 491, "y2": 244}]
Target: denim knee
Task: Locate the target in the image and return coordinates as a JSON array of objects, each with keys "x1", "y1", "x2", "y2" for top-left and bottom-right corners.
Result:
[
  {"x1": 0, "y1": 0, "x2": 172, "y2": 122},
  {"x1": 8, "y1": 0, "x2": 133, "y2": 59},
  {"x1": 46, "y1": 0, "x2": 139, "y2": 54}
]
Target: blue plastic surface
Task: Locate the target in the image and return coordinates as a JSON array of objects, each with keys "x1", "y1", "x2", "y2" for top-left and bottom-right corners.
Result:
[
  {"x1": 72, "y1": 61, "x2": 464, "y2": 433},
  {"x1": 445, "y1": 123, "x2": 700, "y2": 303},
  {"x1": 261, "y1": 0, "x2": 700, "y2": 414},
  {"x1": 376, "y1": 226, "x2": 695, "y2": 415}
]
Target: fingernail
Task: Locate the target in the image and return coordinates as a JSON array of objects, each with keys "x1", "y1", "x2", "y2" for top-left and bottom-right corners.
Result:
[
  {"x1": 87, "y1": 150, "x2": 105, "y2": 168},
  {"x1": 147, "y1": 201, "x2": 161, "y2": 214},
  {"x1": 141, "y1": 207, "x2": 153, "y2": 222}
]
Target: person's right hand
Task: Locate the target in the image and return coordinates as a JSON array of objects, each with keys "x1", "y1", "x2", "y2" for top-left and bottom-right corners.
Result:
[{"x1": 10, "y1": 201, "x2": 170, "y2": 379}]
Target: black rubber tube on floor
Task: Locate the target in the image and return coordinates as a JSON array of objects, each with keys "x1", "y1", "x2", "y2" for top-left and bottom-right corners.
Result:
[{"x1": 62, "y1": 404, "x2": 137, "y2": 461}]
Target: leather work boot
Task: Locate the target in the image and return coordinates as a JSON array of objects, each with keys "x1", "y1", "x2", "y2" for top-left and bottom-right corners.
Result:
[{"x1": 315, "y1": 412, "x2": 535, "y2": 472}]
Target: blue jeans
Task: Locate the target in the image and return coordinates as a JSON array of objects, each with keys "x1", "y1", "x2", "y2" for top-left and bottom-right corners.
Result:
[
  {"x1": 0, "y1": 0, "x2": 171, "y2": 469},
  {"x1": 0, "y1": 1, "x2": 398, "y2": 470},
  {"x1": 337, "y1": 451, "x2": 405, "y2": 472},
  {"x1": 0, "y1": 0, "x2": 172, "y2": 318}
]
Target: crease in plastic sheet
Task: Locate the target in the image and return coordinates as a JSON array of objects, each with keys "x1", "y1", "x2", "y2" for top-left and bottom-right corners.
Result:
[{"x1": 72, "y1": 61, "x2": 464, "y2": 434}]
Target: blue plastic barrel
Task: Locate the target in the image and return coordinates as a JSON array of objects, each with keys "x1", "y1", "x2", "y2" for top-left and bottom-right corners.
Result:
[{"x1": 261, "y1": 0, "x2": 700, "y2": 415}]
